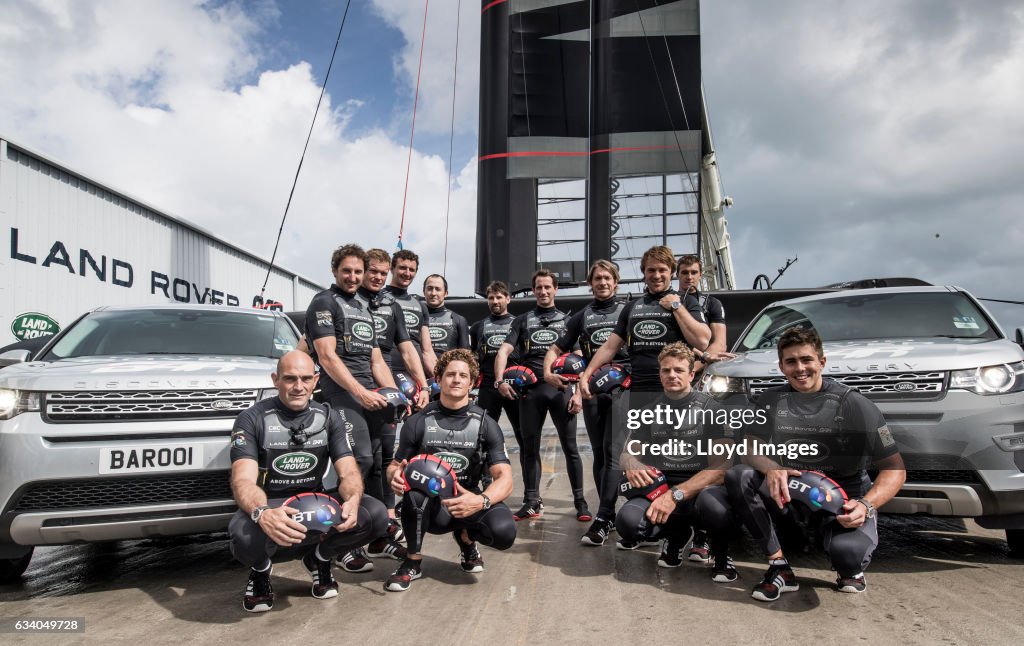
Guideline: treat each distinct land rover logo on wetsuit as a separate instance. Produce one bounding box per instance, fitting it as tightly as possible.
[894,381,917,392]
[531,329,558,345]
[352,322,374,342]
[591,328,612,345]
[486,335,505,349]
[435,451,469,473]
[404,311,419,328]
[633,321,667,340]
[272,452,318,476]
[373,316,387,333]
[429,326,446,341]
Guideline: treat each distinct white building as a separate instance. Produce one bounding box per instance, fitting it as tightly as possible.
[0,137,324,343]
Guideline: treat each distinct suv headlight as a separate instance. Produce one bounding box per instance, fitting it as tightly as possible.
[0,389,41,420]
[950,362,1024,395]
[698,374,745,397]
[258,388,278,401]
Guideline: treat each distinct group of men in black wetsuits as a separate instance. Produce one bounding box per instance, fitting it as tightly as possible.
[228,242,905,612]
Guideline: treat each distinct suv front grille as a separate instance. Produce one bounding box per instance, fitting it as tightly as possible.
[7,471,233,512]
[44,389,258,422]
[749,372,945,400]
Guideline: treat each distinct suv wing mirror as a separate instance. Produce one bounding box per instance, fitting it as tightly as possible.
[0,349,32,368]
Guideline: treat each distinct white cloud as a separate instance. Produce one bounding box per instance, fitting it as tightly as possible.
[0,0,480,299]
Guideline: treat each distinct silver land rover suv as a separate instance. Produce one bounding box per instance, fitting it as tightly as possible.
[699,286,1024,554]
[0,305,299,580]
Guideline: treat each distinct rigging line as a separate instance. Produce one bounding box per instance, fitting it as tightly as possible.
[398,0,431,248]
[518,10,532,136]
[651,0,726,256]
[443,0,462,274]
[632,0,724,257]
[260,0,353,297]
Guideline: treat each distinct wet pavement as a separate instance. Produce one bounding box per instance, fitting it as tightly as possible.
[2,426,1024,645]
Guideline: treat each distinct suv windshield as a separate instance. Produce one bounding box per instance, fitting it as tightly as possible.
[739,291,999,351]
[41,309,299,360]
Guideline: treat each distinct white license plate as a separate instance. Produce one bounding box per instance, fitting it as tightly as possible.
[99,444,204,474]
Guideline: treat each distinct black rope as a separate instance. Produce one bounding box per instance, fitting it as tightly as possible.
[259,0,354,298]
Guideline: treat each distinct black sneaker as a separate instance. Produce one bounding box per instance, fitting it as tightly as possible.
[513,501,543,521]
[687,531,711,563]
[459,544,485,573]
[574,499,593,522]
[836,572,867,593]
[580,518,613,546]
[336,547,373,573]
[712,556,739,583]
[751,562,799,602]
[243,566,274,613]
[367,536,408,560]
[384,559,423,592]
[302,551,339,599]
[657,539,685,568]
[387,518,405,543]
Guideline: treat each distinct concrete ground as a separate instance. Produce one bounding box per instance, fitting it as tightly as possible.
[2,424,1023,645]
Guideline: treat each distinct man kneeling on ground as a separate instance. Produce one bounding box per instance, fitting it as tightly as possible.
[384,349,516,591]
[229,351,388,612]
[616,342,739,579]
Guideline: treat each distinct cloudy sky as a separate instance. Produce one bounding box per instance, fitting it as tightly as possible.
[1,1,1020,325]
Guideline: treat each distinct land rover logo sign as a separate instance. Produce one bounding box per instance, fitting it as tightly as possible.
[211,399,234,410]
[486,335,505,349]
[11,312,59,341]
[430,326,446,341]
[591,328,612,345]
[373,316,387,333]
[531,329,558,345]
[436,451,469,473]
[272,452,318,476]
[352,322,374,342]
[894,381,917,392]
[404,311,419,328]
[633,321,667,340]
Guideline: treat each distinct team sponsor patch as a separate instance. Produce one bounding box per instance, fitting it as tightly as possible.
[404,311,419,327]
[486,335,505,348]
[231,431,247,447]
[429,326,446,340]
[877,425,895,448]
[316,310,332,327]
[530,329,558,345]
[633,320,667,340]
[352,321,374,341]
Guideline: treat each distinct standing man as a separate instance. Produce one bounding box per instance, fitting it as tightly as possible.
[305,244,407,574]
[384,249,439,379]
[616,343,738,576]
[726,327,906,601]
[543,260,629,545]
[470,281,522,459]
[578,245,711,548]
[494,269,587,521]
[676,253,732,561]
[384,349,516,591]
[423,273,470,356]
[228,351,388,612]
[357,248,431,534]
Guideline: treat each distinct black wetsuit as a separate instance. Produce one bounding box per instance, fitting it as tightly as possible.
[505,305,585,505]
[395,402,516,553]
[726,379,900,576]
[228,397,388,568]
[553,297,629,521]
[470,312,521,446]
[384,285,430,377]
[305,286,393,507]
[426,305,470,355]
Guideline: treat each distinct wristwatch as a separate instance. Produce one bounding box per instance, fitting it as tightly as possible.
[671,488,686,504]
[494,380,504,390]
[480,494,492,510]
[855,497,876,518]
[670,300,681,311]
[251,505,270,524]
